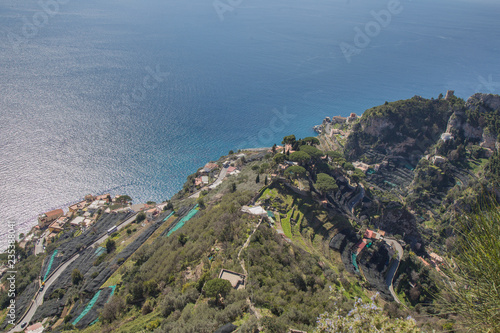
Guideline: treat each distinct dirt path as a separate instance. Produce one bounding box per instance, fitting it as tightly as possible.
[238,218,263,323]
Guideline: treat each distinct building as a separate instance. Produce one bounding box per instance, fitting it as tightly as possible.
[48,220,64,234]
[70,216,85,226]
[194,177,203,186]
[95,194,111,202]
[68,201,88,214]
[347,113,358,123]
[25,322,44,333]
[130,203,148,212]
[219,269,246,289]
[432,155,446,165]
[445,90,455,100]
[201,176,209,184]
[146,208,158,221]
[364,229,381,240]
[354,239,367,254]
[441,133,454,142]
[353,161,370,173]
[38,209,64,228]
[331,115,347,124]
[87,200,107,214]
[241,206,267,216]
[201,162,218,174]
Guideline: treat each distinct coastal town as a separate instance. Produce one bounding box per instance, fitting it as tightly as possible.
[2,91,499,332]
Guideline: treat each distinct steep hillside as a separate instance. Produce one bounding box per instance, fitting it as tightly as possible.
[3,92,500,333]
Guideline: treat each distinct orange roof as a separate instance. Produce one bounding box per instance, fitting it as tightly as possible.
[44,209,64,219]
[418,256,430,266]
[26,322,43,332]
[364,229,375,239]
[227,166,236,172]
[355,240,366,251]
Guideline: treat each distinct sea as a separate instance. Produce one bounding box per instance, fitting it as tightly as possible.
[0,0,499,248]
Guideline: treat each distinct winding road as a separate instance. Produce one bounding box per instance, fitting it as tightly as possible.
[383,238,404,304]
[9,212,137,332]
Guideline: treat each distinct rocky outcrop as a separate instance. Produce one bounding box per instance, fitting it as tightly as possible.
[445,93,500,145]
[466,93,500,112]
[362,117,394,137]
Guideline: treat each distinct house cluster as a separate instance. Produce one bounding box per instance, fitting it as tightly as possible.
[193,161,241,190]
[323,113,358,125]
[36,193,126,241]
[194,162,219,187]
[353,229,387,255]
[418,252,444,272]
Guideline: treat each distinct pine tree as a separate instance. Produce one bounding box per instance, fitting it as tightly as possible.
[264,176,268,185]
[256,174,260,183]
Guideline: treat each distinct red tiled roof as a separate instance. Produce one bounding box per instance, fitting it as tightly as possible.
[364,229,375,239]
[44,209,64,219]
[227,167,236,172]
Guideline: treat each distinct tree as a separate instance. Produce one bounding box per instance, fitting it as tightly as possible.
[204,278,232,305]
[105,238,116,253]
[289,151,310,165]
[343,162,355,171]
[135,212,146,223]
[197,197,205,209]
[273,153,286,164]
[440,201,500,332]
[282,134,296,145]
[284,165,306,179]
[351,168,366,184]
[315,173,338,194]
[230,182,237,193]
[72,269,83,285]
[178,233,188,246]
[100,295,125,323]
[116,195,132,203]
[264,176,268,185]
[255,174,260,183]
[302,137,320,146]
[272,144,276,154]
[299,145,323,160]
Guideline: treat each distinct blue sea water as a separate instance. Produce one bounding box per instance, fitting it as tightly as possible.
[0,0,499,246]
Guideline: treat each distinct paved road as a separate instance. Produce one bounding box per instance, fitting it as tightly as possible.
[10,254,80,332]
[383,238,404,304]
[34,231,48,256]
[9,212,137,332]
[209,165,229,189]
[348,185,365,212]
[93,213,138,246]
[189,165,229,199]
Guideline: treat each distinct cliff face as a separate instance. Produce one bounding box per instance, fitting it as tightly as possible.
[327,93,500,254]
[445,94,500,148]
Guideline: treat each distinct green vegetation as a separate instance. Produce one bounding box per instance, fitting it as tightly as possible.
[440,201,500,332]
[315,173,338,194]
[203,278,232,304]
[316,289,420,332]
